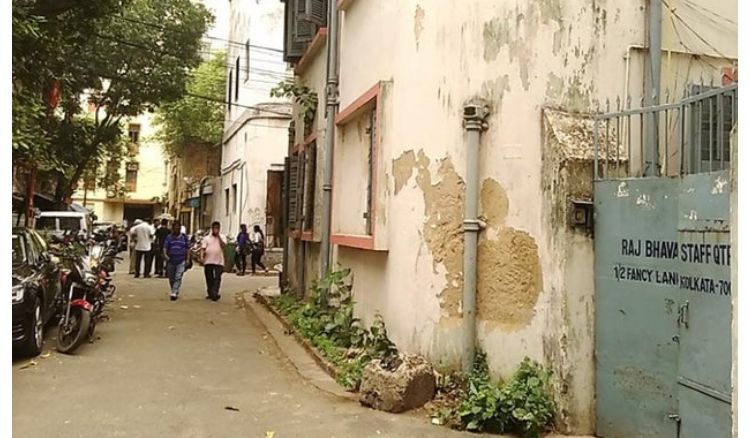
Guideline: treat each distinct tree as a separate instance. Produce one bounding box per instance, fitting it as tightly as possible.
[154,52,227,157]
[12,0,214,206]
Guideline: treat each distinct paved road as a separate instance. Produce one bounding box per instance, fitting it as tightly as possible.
[12,262,470,438]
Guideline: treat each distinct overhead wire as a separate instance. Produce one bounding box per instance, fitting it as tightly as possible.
[679,0,737,26]
[662,0,735,62]
[110,14,284,53]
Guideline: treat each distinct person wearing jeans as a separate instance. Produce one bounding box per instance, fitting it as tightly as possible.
[200,221,226,301]
[163,220,190,301]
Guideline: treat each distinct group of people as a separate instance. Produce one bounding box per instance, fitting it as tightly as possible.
[126,219,268,302]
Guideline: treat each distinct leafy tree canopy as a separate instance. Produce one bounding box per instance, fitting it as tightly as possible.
[12,0,214,204]
[154,52,227,157]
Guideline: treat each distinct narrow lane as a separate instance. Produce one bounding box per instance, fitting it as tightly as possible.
[12,265,470,438]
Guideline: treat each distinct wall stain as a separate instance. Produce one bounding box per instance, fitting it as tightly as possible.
[480,75,511,113]
[414,4,425,51]
[545,72,565,100]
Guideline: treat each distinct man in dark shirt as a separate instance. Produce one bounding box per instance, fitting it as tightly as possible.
[154,218,171,277]
[163,220,190,301]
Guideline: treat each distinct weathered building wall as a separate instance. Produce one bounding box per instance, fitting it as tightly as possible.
[217,0,292,238]
[283,0,737,432]
[327,2,648,432]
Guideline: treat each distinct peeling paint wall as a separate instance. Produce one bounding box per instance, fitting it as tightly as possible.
[283,0,737,433]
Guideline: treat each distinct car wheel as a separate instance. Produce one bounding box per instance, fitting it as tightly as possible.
[22,296,44,357]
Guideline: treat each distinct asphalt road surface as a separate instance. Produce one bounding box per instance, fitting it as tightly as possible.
[12,262,471,438]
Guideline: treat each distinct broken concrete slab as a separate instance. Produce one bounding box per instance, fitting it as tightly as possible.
[359,354,436,413]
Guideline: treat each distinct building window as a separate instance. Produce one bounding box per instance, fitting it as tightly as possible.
[245,40,250,82]
[232,183,238,213]
[224,188,230,216]
[125,162,139,192]
[128,124,140,144]
[302,141,317,231]
[689,85,735,173]
[227,70,233,112]
[331,82,383,250]
[235,56,240,101]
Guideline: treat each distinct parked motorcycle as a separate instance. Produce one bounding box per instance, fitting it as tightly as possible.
[55,255,97,354]
[49,232,116,354]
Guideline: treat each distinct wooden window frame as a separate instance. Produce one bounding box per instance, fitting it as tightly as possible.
[331,82,383,251]
[293,133,318,241]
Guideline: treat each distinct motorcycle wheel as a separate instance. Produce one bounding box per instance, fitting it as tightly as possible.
[56,307,91,354]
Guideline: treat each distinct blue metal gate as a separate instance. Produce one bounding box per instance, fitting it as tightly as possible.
[593,85,736,438]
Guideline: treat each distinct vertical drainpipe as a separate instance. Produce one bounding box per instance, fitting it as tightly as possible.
[319,0,340,279]
[461,98,490,373]
[645,0,662,176]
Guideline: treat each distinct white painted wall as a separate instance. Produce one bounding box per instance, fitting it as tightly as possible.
[214,0,292,238]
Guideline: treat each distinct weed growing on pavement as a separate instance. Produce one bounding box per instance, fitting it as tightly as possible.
[271,268,399,390]
[447,351,557,437]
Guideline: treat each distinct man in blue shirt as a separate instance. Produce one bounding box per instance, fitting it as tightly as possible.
[163,220,191,301]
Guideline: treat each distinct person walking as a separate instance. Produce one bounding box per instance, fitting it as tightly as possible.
[131,218,155,278]
[200,221,226,301]
[163,220,191,301]
[250,225,268,275]
[154,219,170,277]
[236,224,250,276]
[128,219,141,274]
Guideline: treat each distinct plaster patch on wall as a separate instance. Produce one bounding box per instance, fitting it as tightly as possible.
[480,178,509,227]
[477,229,543,331]
[414,5,425,50]
[477,178,543,331]
[411,150,466,319]
[392,150,417,195]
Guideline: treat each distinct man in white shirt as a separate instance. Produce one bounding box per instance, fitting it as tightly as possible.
[130,218,155,278]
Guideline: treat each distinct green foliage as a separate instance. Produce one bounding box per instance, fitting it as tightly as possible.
[270,268,399,390]
[12,0,213,203]
[454,352,557,437]
[270,79,318,128]
[154,52,227,156]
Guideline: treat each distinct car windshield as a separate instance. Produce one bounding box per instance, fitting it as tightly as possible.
[35,217,57,230]
[59,217,82,231]
[12,235,26,265]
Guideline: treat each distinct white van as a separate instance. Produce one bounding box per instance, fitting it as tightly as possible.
[35,211,93,238]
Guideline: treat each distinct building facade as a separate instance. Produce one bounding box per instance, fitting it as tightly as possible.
[72,112,168,224]
[166,142,222,233]
[214,0,292,247]
[281,0,738,434]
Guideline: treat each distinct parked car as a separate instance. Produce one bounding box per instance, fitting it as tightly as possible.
[35,211,93,240]
[12,227,63,357]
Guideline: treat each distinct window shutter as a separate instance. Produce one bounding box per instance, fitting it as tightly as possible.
[294,0,316,43]
[304,0,327,26]
[303,143,317,230]
[283,0,310,61]
[288,153,299,228]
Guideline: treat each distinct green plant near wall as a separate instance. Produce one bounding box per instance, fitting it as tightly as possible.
[270,79,318,128]
[270,267,400,390]
[454,351,557,437]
